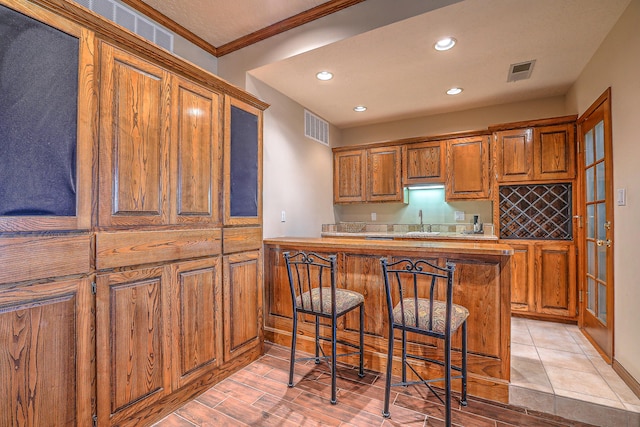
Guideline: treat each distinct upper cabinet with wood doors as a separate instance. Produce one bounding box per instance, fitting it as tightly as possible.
[493,116,576,183]
[445,135,491,200]
[333,145,405,203]
[224,95,263,226]
[403,141,445,185]
[99,42,221,228]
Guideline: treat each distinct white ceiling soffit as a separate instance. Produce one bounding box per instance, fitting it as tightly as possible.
[248,0,631,128]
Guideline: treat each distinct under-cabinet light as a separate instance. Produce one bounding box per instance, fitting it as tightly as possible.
[406,184,445,190]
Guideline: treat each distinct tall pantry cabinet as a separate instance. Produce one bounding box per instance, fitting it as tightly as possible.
[0,1,267,426]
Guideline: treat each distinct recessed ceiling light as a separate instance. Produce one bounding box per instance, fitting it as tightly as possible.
[434,37,456,51]
[316,71,333,81]
[353,106,367,112]
[446,87,463,95]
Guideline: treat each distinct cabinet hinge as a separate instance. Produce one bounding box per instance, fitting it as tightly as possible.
[579,289,583,303]
[91,282,97,295]
[92,414,98,427]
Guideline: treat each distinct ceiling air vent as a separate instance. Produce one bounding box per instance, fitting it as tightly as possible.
[507,60,536,82]
[304,109,329,146]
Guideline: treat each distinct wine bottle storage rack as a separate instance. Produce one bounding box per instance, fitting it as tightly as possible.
[499,183,572,240]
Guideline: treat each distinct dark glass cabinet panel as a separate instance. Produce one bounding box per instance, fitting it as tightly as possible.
[229,105,259,217]
[0,5,79,216]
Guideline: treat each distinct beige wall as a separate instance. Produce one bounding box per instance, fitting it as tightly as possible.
[245,76,338,238]
[566,0,640,383]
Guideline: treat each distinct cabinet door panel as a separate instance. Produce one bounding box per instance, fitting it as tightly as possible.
[170,258,222,388]
[223,251,263,361]
[99,43,170,227]
[508,243,534,312]
[403,141,444,184]
[367,146,403,202]
[534,124,576,180]
[171,77,221,225]
[96,267,171,425]
[495,129,533,182]
[224,96,262,225]
[535,242,576,317]
[333,149,366,203]
[0,277,92,427]
[445,136,490,200]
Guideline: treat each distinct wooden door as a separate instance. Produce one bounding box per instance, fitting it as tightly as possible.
[578,89,614,361]
[333,149,366,203]
[223,96,263,226]
[223,251,263,362]
[495,128,533,182]
[98,42,170,227]
[534,123,576,180]
[170,76,221,225]
[0,277,92,427]
[170,258,222,388]
[403,141,444,185]
[367,146,403,202]
[508,242,535,313]
[96,266,171,426]
[445,135,490,200]
[535,242,577,318]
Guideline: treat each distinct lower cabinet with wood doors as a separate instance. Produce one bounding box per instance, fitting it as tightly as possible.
[505,239,577,320]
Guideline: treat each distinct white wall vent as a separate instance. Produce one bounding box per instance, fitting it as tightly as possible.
[73,0,174,52]
[507,59,536,82]
[304,109,329,146]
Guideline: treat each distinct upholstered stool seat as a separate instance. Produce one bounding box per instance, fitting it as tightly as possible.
[392,298,469,333]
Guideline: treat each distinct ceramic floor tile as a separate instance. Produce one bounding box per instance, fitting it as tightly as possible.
[530,330,584,354]
[511,325,534,346]
[553,387,626,409]
[509,385,555,414]
[555,396,633,427]
[545,365,619,401]
[510,357,553,392]
[511,342,539,361]
[536,347,597,373]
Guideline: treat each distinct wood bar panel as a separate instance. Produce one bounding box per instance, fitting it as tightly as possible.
[223,226,262,253]
[263,237,513,402]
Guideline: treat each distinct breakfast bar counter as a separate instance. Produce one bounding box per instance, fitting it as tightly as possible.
[263,237,514,403]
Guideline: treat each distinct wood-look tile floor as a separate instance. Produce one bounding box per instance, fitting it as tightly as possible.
[153,343,597,427]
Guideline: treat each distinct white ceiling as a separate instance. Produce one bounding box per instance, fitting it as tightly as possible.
[141,0,631,128]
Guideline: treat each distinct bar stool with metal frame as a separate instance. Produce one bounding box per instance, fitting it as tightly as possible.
[283,251,365,404]
[380,257,469,425]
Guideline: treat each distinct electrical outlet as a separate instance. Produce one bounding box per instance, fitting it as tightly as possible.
[371,212,377,221]
[454,211,465,221]
[281,211,286,222]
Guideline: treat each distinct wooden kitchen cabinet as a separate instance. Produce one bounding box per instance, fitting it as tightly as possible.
[98,43,171,227]
[0,276,93,427]
[403,140,445,185]
[367,145,404,202]
[333,145,404,203]
[170,76,222,225]
[100,43,223,228]
[223,250,263,362]
[333,148,367,203]
[493,118,576,183]
[224,95,263,226]
[169,257,223,389]
[96,266,172,426]
[504,240,577,320]
[445,135,491,200]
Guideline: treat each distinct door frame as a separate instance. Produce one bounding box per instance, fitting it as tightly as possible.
[576,87,614,362]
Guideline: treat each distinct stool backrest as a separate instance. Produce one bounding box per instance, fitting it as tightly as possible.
[380,258,456,336]
[283,251,336,315]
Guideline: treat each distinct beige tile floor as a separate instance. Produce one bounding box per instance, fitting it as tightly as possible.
[510,317,640,427]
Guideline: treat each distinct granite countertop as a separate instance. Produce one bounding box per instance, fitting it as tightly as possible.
[320,230,498,241]
[264,236,512,256]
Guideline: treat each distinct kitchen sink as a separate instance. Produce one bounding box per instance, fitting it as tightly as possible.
[405,231,440,236]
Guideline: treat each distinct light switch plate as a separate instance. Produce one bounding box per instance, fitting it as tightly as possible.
[617,188,626,206]
[454,211,465,221]
[371,212,377,221]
